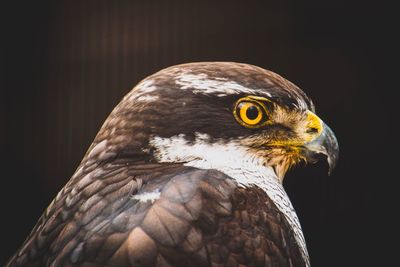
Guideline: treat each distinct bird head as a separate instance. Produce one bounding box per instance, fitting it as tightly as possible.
[91,62,338,183]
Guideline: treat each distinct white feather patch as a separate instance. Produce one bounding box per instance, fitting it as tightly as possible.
[135,95,159,102]
[175,72,272,97]
[135,79,157,93]
[131,190,161,203]
[122,79,159,104]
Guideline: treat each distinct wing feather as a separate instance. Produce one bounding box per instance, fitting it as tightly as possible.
[7,163,306,267]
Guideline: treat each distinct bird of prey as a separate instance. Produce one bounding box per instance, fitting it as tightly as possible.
[6,62,338,267]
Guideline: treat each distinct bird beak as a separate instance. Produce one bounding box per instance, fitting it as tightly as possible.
[303,120,339,175]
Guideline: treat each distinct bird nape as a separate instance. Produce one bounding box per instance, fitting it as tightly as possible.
[6,62,339,267]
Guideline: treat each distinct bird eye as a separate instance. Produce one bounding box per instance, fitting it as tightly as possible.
[238,102,262,125]
[234,98,270,128]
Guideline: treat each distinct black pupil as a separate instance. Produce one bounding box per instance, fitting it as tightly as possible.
[246,105,259,120]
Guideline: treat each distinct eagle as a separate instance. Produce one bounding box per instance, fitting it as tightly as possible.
[6,62,338,267]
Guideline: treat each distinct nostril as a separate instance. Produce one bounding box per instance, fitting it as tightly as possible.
[306,127,319,134]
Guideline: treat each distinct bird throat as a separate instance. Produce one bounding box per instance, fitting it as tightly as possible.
[149,133,310,265]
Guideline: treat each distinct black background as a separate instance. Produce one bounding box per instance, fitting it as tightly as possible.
[0,1,395,266]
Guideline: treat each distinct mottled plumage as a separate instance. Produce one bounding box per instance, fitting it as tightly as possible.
[7,62,338,267]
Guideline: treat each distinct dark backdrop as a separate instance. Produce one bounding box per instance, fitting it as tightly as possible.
[0,1,395,266]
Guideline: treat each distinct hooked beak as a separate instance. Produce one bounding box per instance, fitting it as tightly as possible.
[303,121,339,175]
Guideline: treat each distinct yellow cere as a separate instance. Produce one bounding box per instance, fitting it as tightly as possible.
[264,111,323,149]
[305,111,323,140]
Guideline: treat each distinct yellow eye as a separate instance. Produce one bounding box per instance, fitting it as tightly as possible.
[233,96,271,128]
[238,102,263,125]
